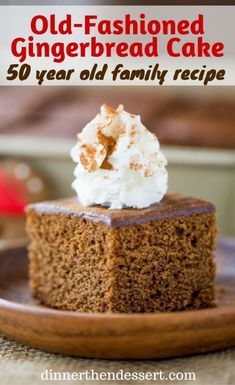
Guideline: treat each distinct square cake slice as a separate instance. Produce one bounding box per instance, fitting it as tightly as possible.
[26,192,217,313]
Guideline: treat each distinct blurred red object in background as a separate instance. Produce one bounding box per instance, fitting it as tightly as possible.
[0,166,27,217]
[0,158,50,244]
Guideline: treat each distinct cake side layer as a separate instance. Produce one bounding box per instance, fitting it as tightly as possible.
[27,210,116,312]
[26,208,217,313]
[26,192,215,228]
[109,212,217,312]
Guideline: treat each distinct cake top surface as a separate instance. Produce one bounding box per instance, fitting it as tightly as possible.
[26,193,215,227]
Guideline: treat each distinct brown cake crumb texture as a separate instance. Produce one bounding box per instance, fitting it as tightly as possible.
[26,193,217,313]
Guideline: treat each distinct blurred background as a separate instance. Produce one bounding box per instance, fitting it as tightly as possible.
[0,86,235,249]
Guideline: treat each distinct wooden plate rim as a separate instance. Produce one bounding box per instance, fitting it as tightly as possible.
[0,297,235,322]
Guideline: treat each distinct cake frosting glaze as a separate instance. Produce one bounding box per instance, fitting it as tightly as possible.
[71,104,168,209]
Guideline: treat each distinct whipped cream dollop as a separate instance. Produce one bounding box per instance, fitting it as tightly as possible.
[71,104,168,209]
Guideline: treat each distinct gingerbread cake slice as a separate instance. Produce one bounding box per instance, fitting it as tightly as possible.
[26,192,216,313]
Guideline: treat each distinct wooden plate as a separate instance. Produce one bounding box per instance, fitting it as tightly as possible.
[0,237,235,360]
